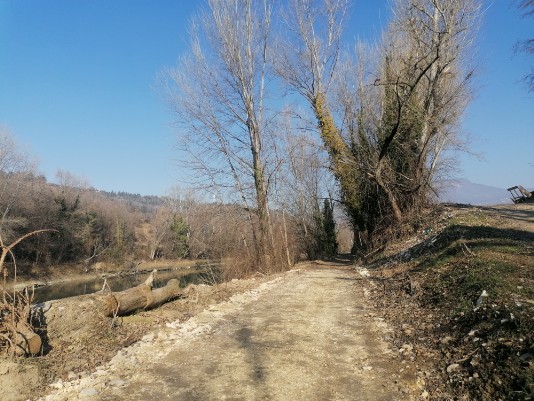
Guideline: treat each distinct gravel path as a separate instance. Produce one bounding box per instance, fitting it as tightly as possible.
[39,268,417,401]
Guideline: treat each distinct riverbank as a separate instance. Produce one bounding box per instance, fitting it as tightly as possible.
[5,259,200,293]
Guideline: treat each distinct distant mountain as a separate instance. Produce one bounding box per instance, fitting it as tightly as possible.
[437,178,513,205]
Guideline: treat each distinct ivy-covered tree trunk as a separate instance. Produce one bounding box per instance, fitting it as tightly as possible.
[312,93,364,252]
[321,198,338,257]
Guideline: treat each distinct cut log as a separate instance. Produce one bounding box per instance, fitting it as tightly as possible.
[109,278,182,317]
[46,269,182,318]
[43,270,183,318]
[14,322,42,356]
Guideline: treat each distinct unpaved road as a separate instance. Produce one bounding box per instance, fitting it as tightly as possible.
[39,267,418,401]
[490,203,534,232]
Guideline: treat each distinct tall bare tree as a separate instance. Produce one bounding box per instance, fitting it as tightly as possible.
[165,0,276,265]
[275,0,365,244]
[271,112,337,259]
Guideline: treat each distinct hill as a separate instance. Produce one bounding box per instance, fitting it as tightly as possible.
[438,178,513,205]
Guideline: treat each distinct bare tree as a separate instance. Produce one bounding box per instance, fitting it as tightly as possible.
[0,129,37,242]
[55,168,90,190]
[271,112,336,259]
[165,0,276,265]
[0,129,35,176]
[275,0,365,246]
[517,0,534,91]
[146,207,173,260]
[365,0,481,222]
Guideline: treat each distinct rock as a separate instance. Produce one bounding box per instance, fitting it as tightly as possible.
[446,363,461,373]
[441,336,453,345]
[474,290,488,310]
[400,343,413,353]
[79,388,98,397]
[109,379,127,387]
[50,378,63,389]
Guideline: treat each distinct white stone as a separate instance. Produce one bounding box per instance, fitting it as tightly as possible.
[109,379,127,387]
[79,388,98,397]
[50,378,63,389]
[446,363,460,373]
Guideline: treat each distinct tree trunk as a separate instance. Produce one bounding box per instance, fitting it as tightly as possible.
[374,160,403,223]
[44,270,182,319]
[35,271,182,362]
[13,322,41,356]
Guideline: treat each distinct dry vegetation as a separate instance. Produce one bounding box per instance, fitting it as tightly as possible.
[0,204,532,401]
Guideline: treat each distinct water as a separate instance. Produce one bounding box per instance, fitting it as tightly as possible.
[29,267,218,304]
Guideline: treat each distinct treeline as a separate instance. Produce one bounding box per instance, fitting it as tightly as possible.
[1,172,143,268]
[0,130,339,276]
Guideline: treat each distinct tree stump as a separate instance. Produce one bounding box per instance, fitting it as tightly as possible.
[13,322,42,356]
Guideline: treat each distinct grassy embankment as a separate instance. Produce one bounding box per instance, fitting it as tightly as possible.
[367,204,533,399]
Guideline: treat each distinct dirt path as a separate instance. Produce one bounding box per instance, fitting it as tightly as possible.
[39,268,418,401]
[489,203,534,233]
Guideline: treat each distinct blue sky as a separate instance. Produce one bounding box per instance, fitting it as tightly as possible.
[0,0,532,195]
